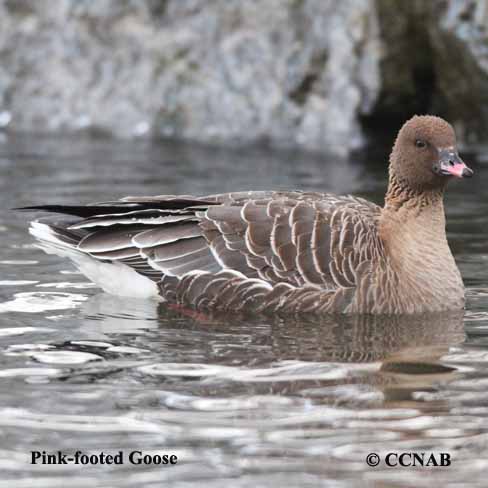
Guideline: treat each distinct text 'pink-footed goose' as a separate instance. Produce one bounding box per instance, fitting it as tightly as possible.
[20,115,473,314]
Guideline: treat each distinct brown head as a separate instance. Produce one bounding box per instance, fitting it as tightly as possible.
[389,115,473,193]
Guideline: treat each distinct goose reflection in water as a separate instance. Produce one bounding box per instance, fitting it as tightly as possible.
[78,294,465,406]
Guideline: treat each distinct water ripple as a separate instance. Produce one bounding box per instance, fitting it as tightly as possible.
[138,361,375,383]
[0,280,38,286]
[0,327,54,337]
[35,282,95,290]
[0,368,62,379]
[31,351,103,365]
[0,408,171,434]
[0,292,88,313]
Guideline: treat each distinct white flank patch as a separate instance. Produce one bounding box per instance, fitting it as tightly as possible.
[29,222,159,299]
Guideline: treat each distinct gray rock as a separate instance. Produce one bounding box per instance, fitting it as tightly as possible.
[0,0,381,155]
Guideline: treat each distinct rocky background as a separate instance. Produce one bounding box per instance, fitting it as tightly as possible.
[0,0,487,155]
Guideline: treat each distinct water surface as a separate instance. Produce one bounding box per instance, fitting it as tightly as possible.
[1,133,487,487]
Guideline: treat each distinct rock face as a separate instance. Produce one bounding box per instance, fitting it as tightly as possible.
[368,0,436,126]
[0,0,380,155]
[370,0,488,145]
[2,0,488,153]
[427,0,488,144]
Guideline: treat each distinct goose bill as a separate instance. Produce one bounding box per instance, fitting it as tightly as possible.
[436,148,473,178]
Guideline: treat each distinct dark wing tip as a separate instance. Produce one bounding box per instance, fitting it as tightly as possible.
[13,199,220,217]
[12,205,83,214]
[13,206,44,211]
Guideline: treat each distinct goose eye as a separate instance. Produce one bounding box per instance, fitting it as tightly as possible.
[415,139,427,149]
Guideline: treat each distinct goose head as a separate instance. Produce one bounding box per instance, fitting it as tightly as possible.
[389,115,473,193]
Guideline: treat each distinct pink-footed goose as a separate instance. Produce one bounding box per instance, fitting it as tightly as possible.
[21,115,473,314]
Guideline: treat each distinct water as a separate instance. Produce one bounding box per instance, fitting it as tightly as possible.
[1,132,488,487]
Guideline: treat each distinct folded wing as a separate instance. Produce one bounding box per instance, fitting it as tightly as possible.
[24,191,383,306]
